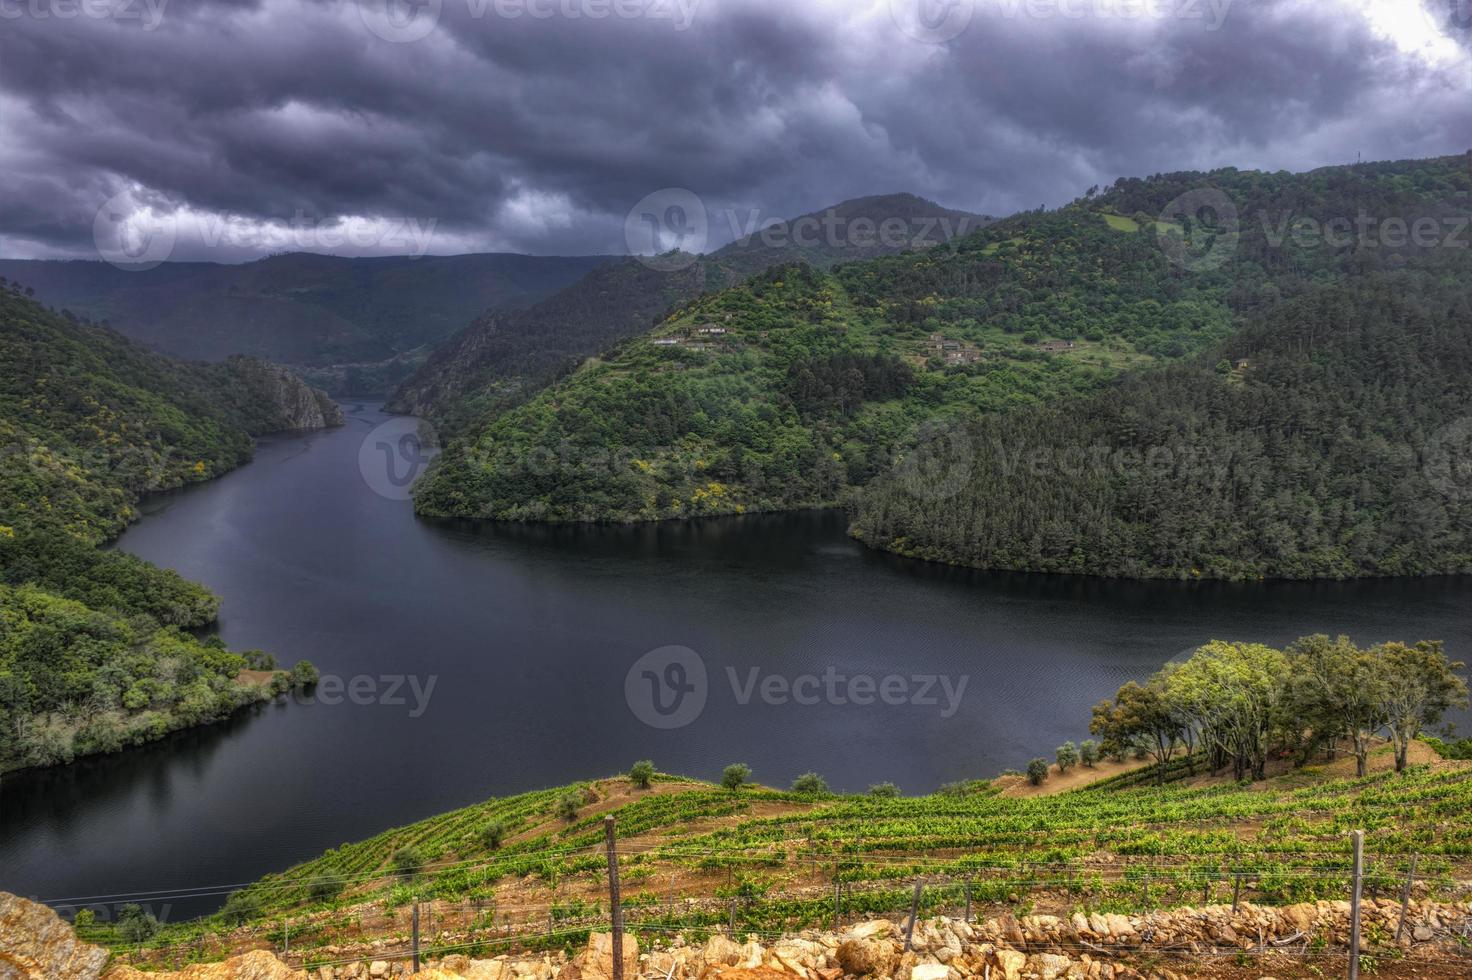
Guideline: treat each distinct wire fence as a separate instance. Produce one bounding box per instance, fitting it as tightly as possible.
[86,828,1472,976]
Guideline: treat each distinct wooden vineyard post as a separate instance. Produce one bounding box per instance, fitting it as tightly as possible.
[1349,830,1364,980]
[1231,873,1242,911]
[1395,855,1419,943]
[833,866,841,932]
[412,900,420,972]
[903,881,923,952]
[605,816,624,980]
[964,878,972,923]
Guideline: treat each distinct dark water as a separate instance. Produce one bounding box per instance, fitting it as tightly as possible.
[4,401,1471,917]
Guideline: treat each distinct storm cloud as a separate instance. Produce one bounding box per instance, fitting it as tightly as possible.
[0,0,1468,262]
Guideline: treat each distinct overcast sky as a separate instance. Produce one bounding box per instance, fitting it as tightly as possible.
[0,0,1468,263]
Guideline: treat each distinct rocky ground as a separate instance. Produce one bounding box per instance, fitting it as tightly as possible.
[7,890,1472,980]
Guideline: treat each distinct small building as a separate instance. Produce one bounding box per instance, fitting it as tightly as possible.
[696,324,727,335]
[1039,340,1076,353]
[652,338,680,346]
[1234,357,1251,369]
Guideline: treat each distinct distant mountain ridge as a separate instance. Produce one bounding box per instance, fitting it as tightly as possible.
[387,193,991,429]
[0,251,610,394]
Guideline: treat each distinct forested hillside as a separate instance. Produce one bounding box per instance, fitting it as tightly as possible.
[0,284,327,772]
[387,195,989,432]
[414,155,1472,581]
[0,252,608,393]
[853,272,1472,579]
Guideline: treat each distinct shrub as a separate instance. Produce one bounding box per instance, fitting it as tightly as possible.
[481,819,509,850]
[117,904,159,942]
[721,763,751,790]
[629,760,656,789]
[1026,758,1050,786]
[309,877,344,903]
[868,781,900,798]
[790,772,828,795]
[1080,739,1100,768]
[220,890,259,926]
[557,789,583,821]
[1056,741,1079,773]
[391,847,424,879]
[289,660,319,688]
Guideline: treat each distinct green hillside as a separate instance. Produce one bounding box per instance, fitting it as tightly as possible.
[386,195,990,432]
[0,284,328,772]
[411,155,1472,580]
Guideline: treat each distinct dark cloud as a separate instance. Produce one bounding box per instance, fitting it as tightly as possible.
[0,0,1467,262]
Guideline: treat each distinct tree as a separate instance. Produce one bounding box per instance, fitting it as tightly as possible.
[289,660,319,688]
[629,760,656,789]
[791,772,828,795]
[220,890,259,926]
[1091,680,1182,785]
[721,763,751,790]
[1284,635,1386,776]
[868,781,899,798]
[1377,641,1469,772]
[556,789,583,821]
[1055,741,1079,774]
[1079,739,1100,768]
[1026,758,1049,786]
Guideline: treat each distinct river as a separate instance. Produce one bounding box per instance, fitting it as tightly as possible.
[4,400,1471,917]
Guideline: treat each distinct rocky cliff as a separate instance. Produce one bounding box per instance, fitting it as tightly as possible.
[218,356,346,433]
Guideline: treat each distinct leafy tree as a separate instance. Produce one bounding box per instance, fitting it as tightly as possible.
[1378,641,1469,772]
[1026,758,1049,786]
[1079,739,1100,768]
[791,772,828,795]
[219,890,259,926]
[1283,635,1386,776]
[1055,741,1079,773]
[629,760,656,789]
[1091,680,1183,785]
[721,763,752,791]
[868,781,900,798]
[556,789,583,821]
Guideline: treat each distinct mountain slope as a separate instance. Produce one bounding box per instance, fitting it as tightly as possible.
[411,154,1472,581]
[386,194,990,429]
[0,251,609,393]
[0,283,331,771]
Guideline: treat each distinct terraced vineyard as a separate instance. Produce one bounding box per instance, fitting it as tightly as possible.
[84,753,1472,972]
